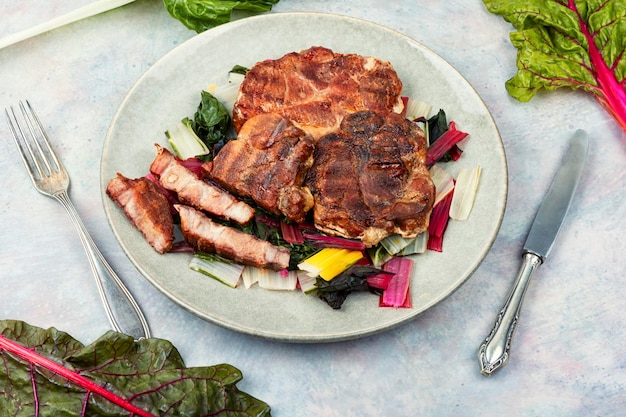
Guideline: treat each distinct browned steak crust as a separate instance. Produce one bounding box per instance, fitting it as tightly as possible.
[305,111,435,247]
[176,204,290,271]
[207,113,315,223]
[106,173,174,254]
[233,46,403,140]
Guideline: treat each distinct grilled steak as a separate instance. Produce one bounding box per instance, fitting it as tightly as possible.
[232,46,404,140]
[149,145,255,225]
[106,173,174,254]
[305,110,435,247]
[207,113,315,223]
[176,204,290,271]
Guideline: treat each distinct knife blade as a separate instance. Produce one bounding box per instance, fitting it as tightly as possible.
[478,129,588,376]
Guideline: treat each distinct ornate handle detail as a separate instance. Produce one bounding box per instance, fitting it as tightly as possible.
[478,252,542,376]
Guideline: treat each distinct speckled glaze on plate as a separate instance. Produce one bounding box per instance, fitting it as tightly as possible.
[101,12,507,342]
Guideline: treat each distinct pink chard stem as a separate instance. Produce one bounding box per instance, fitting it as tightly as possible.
[570,0,626,132]
[0,335,156,417]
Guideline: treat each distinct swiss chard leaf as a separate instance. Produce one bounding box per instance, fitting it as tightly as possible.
[0,320,271,417]
[193,90,232,148]
[164,0,281,33]
[482,0,626,133]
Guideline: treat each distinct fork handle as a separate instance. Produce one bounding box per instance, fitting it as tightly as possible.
[54,190,151,340]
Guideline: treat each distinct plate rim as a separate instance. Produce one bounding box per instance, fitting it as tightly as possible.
[101,11,508,342]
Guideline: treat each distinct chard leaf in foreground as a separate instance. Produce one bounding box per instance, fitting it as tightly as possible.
[0,320,271,417]
[482,0,626,133]
[164,0,280,33]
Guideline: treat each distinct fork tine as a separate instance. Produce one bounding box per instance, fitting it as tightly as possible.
[22,100,65,174]
[5,104,43,181]
[5,100,63,181]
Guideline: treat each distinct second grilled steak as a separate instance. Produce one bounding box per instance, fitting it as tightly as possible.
[305,111,435,247]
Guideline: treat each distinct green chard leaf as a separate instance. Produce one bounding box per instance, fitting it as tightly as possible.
[0,320,271,417]
[164,0,281,33]
[483,0,626,133]
[194,90,232,147]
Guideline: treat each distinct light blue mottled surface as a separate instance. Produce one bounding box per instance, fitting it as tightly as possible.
[1,1,625,416]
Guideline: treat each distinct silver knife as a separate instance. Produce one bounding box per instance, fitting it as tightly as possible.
[478,129,589,376]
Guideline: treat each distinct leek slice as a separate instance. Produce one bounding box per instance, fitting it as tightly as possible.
[165,118,210,160]
[189,253,243,288]
[450,165,481,220]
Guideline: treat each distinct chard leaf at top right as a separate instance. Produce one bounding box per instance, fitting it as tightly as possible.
[482,0,626,133]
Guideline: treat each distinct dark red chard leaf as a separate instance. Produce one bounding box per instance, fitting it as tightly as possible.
[0,320,271,417]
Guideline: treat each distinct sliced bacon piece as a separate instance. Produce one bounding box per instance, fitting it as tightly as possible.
[149,145,254,225]
[106,173,174,254]
[176,205,290,271]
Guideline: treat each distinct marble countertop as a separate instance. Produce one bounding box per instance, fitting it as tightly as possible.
[1,1,624,415]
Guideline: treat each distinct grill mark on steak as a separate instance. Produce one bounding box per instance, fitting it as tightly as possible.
[233,46,404,140]
[207,113,315,223]
[176,204,290,271]
[306,110,435,247]
[106,173,174,254]
[149,145,255,225]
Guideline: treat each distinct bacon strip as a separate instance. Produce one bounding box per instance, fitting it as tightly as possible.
[176,204,290,271]
[106,173,174,254]
[149,145,254,225]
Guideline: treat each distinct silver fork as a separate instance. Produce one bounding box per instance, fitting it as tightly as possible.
[5,100,150,340]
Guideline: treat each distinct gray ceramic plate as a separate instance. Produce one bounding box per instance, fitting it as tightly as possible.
[101,12,507,342]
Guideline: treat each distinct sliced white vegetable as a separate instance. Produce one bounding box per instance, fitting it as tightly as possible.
[367,245,393,268]
[380,234,412,255]
[189,256,243,288]
[227,71,246,84]
[252,268,297,291]
[398,232,428,255]
[297,271,318,294]
[404,98,432,121]
[210,83,241,113]
[208,75,244,113]
[450,165,482,220]
[165,119,209,160]
[429,164,455,205]
[241,266,260,289]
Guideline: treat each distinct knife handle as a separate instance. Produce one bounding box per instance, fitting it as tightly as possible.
[478,252,542,376]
